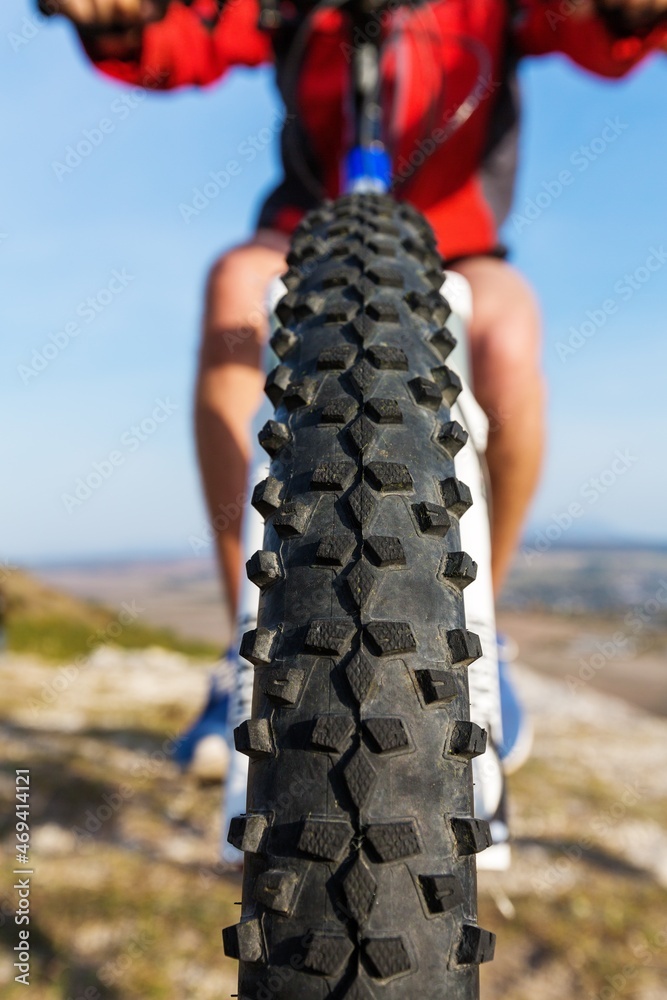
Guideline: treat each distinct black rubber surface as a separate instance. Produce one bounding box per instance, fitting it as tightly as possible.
[223,194,495,999]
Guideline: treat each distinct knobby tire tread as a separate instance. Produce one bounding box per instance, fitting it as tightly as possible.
[223,194,495,1000]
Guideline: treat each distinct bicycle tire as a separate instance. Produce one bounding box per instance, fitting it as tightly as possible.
[223,193,495,1000]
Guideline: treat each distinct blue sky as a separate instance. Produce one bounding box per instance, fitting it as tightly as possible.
[2,0,666,565]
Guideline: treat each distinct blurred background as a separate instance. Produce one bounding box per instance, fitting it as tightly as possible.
[1,0,666,996]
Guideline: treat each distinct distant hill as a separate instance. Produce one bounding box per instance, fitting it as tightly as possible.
[34,555,227,647]
[1,567,218,661]
[501,545,667,616]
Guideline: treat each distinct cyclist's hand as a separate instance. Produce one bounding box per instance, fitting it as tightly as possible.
[595,0,667,30]
[49,0,166,29]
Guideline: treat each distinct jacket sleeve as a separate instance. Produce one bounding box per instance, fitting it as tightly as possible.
[78,0,272,89]
[514,0,667,77]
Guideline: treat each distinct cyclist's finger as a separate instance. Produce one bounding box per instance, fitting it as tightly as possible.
[58,0,98,25]
[567,0,596,20]
[107,0,148,24]
[140,0,167,21]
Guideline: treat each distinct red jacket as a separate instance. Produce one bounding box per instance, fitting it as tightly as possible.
[81,0,666,258]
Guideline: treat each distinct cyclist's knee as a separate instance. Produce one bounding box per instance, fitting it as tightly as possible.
[456,258,541,372]
[201,238,287,371]
[207,232,288,309]
[451,257,545,421]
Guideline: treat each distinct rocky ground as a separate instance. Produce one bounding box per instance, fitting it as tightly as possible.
[1,640,666,1000]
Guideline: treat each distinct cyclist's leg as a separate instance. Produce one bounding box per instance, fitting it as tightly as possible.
[195,229,289,621]
[450,256,545,595]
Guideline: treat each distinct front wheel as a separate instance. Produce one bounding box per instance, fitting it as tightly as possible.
[224,193,495,999]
